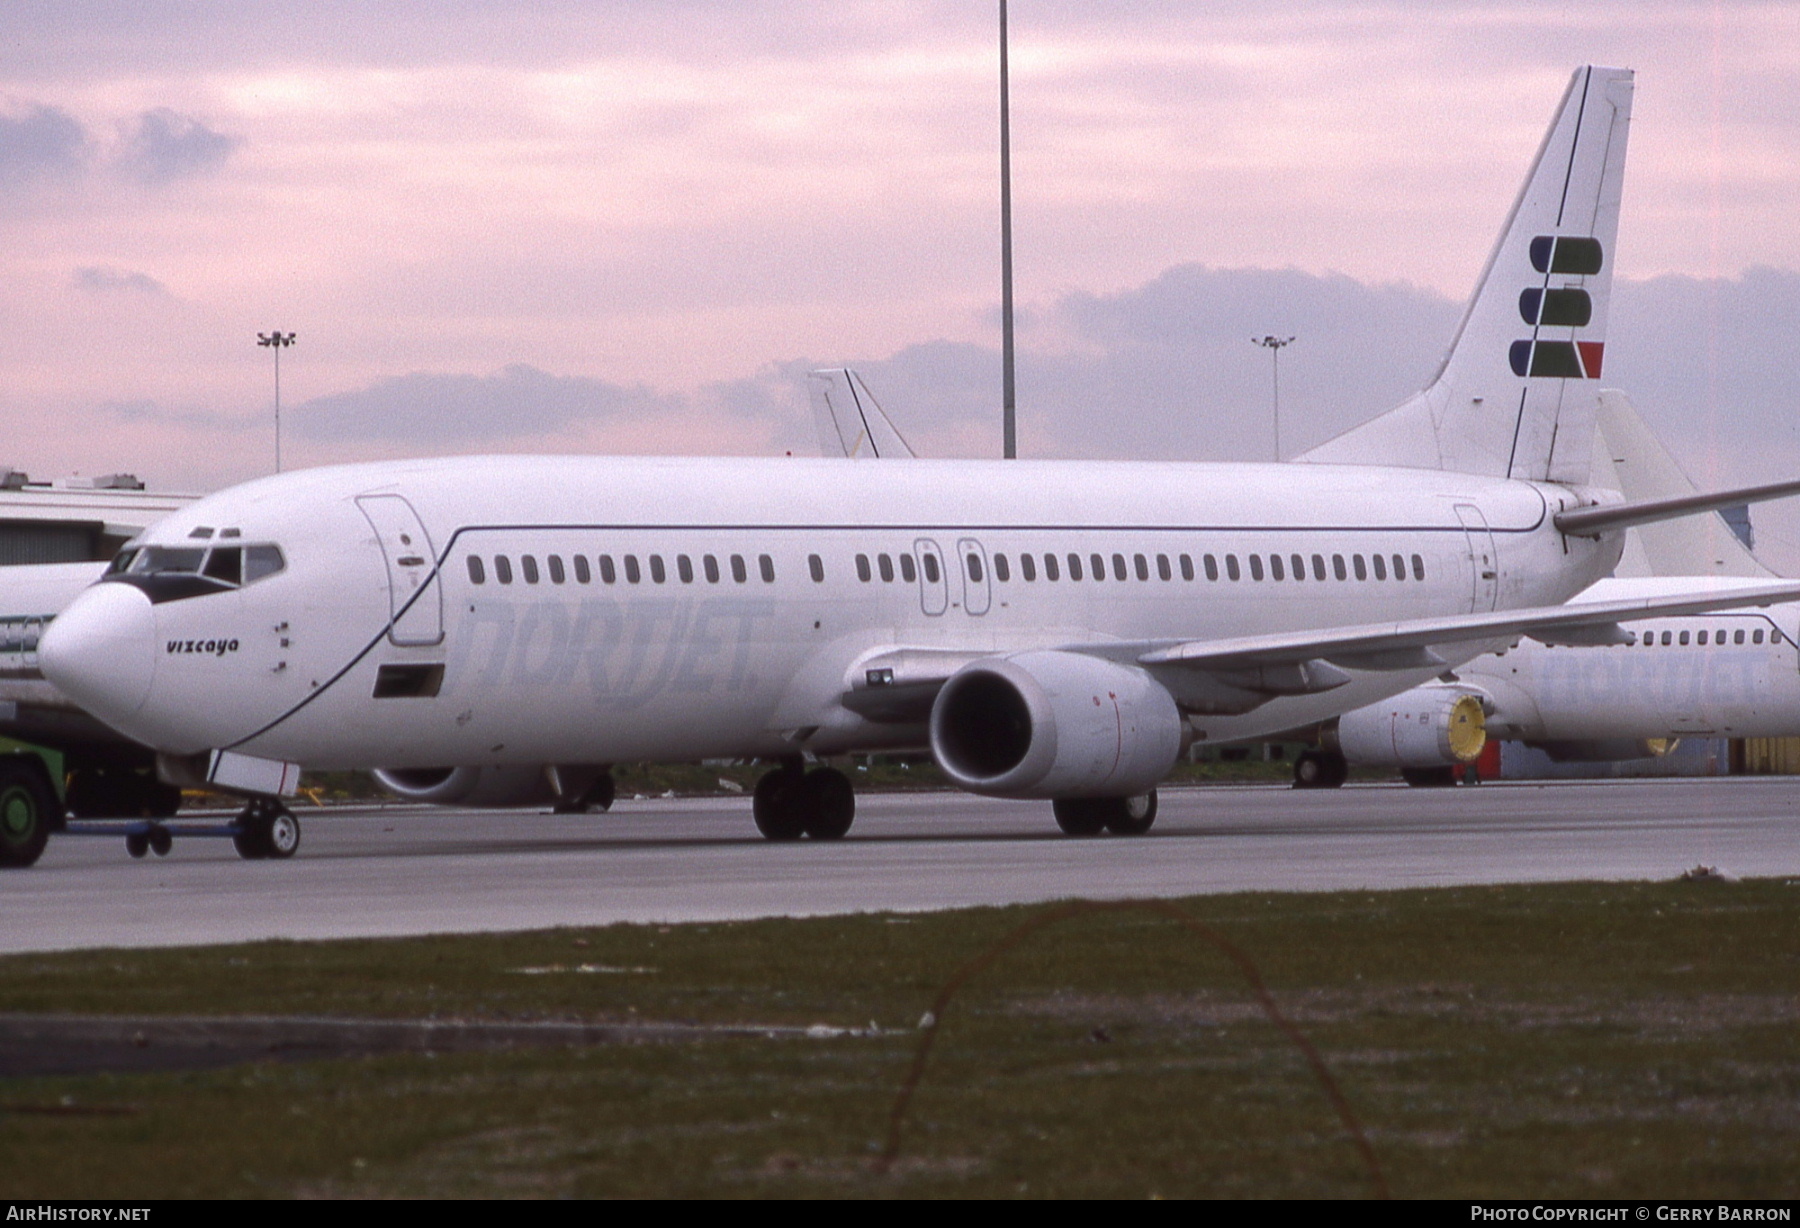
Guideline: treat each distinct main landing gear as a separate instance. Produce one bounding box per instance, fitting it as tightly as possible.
[752,760,855,841]
[1052,791,1158,837]
[1292,749,1349,789]
[232,797,301,860]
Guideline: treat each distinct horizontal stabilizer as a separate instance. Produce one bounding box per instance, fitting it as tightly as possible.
[1555,477,1800,537]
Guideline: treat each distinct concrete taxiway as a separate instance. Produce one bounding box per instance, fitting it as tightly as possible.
[7,778,1799,955]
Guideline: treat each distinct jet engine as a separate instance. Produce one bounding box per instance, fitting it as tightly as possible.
[1332,687,1488,768]
[372,765,557,808]
[929,650,1184,798]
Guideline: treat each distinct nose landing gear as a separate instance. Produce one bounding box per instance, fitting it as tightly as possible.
[232,797,301,860]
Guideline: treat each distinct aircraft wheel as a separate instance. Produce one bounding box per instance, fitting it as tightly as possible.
[1401,766,1459,788]
[1293,750,1347,790]
[798,768,855,840]
[1101,791,1158,836]
[234,799,301,860]
[148,825,172,857]
[126,831,149,859]
[0,758,56,868]
[752,765,806,842]
[1052,798,1106,837]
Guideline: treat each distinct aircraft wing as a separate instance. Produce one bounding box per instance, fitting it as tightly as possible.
[1136,580,1800,672]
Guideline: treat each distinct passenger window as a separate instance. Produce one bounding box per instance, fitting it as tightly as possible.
[993,554,1010,582]
[1392,553,1406,581]
[967,553,984,583]
[1661,631,1672,646]
[1204,554,1219,582]
[1067,554,1083,581]
[807,554,823,583]
[759,554,776,583]
[1133,553,1148,581]
[1411,554,1425,581]
[1372,554,1387,581]
[1679,630,1689,645]
[1754,629,1765,644]
[1353,555,1367,581]
[878,554,895,582]
[548,555,565,584]
[1716,628,1727,644]
[1248,555,1263,581]
[856,554,872,582]
[731,554,748,583]
[1043,553,1059,581]
[1091,553,1106,581]
[522,555,540,584]
[467,556,486,585]
[1291,553,1305,582]
[203,548,242,585]
[1333,554,1347,581]
[1313,554,1327,581]
[1226,554,1241,582]
[574,556,591,584]
[1156,554,1171,581]
[1735,629,1746,645]
[1020,553,1036,582]
[703,555,720,583]
[923,553,940,584]
[1697,629,1708,645]
[496,555,514,584]
[1179,554,1194,582]
[650,555,667,584]
[625,555,641,584]
[1113,553,1127,581]
[1270,554,1285,581]
[681,555,696,583]
[599,555,617,584]
[900,554,917,583]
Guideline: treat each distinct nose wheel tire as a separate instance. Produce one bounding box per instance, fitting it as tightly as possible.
[233,799,301,860]
[1053,792,1158,837]
[0,758,56,868]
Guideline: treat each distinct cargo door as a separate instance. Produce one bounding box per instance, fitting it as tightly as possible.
[1454,504,1500,613]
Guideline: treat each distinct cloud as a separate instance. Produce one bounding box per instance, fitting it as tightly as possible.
[100,400,258,433]
[293,363,687,445]
[71,266,166,295]
[113,109,238,184]
[0,103,88,186]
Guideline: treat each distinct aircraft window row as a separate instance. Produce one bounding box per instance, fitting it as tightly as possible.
[1635,627,1773,647]
[467,552,777,587]
[107,543,286,587]
[842,549,1426,586]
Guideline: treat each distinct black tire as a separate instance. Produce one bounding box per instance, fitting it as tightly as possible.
[0,758,56,868]
[125,830,149,859]
[752,767,806,841]
[1102,791,1158,836]
[798,768,855,840]
[148,825,172,857]
[1052,798,1106,836]
[1401,766,1460,788]
[1293,750,1348,790]
[234,800,301,860]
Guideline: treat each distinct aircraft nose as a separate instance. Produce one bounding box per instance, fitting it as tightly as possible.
[39,582,157,723]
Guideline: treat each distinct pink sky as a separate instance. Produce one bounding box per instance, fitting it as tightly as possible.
[3,2,1798,493]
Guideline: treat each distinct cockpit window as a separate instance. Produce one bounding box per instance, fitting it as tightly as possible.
[244,545,285,583]
[103,541,286,602]
[128,547,207,574]
[203,547,243,585]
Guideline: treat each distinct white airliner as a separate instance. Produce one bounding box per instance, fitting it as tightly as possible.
[1295,391,1800,786]
[32,65,1800,863]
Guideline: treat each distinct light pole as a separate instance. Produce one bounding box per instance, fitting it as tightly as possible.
[999,0,1016,459]
[258,331,296,473]
[1253,335,1294,461]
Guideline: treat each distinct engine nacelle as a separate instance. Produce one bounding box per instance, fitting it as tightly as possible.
[372,765,557,808]
[929,650,1183,798]
[1334,687,1487,769]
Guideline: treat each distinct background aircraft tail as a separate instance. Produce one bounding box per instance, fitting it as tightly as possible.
[808,367,917,459]
[1301,65,1633,482]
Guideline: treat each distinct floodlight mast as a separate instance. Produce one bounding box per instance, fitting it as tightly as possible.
[1253,334,1295,461]
[1000,0,1016,459]
[257,331,297,473]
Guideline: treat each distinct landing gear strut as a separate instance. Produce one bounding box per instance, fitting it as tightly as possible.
[1292,749,1349,789]
[1052,791,1158,837]
[232,797,300,860]
[753,762,855,841]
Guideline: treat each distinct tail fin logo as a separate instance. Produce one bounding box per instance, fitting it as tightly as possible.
[1510,234,1605,379]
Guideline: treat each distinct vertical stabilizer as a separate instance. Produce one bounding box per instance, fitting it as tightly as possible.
[1301,66,1633,481]
[807,368,918,459]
